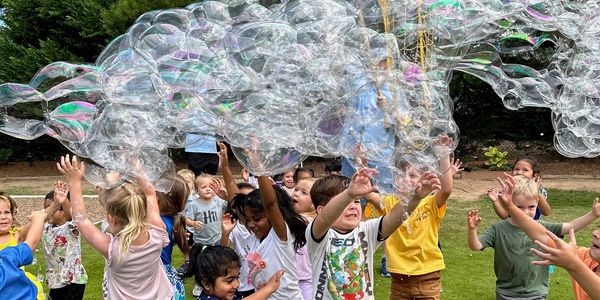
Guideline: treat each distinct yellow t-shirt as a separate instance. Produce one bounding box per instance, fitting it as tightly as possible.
[0,227,46,300]
[382,194,446,275]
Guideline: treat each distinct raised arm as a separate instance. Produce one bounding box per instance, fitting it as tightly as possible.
[561,198,600,235]
[488,188,509,219]
[536,178,552,217]
[258,176,287,241]
[433,136,462,208]
[467,209,484,251]
[380,193,419,238]
[18,182,69,242]
[136,177,165,231]
[217,142,240,201]
[220,213,236,247]
[23,210,47,250]
[312,168,378,240]
[57,154,110,257]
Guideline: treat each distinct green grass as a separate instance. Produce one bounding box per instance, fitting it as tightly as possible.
[25,189,599,299]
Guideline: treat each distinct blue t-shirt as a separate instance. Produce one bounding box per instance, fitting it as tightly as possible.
[160,215,175,266]
[0,243,38,299]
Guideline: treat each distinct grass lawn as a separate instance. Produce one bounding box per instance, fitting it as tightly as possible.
[26,189,598,299]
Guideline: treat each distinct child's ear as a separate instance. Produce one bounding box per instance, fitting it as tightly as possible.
[316,205,324,215]
[201,279,212,291]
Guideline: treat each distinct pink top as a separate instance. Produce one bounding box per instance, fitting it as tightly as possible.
[295,245,312,280]
[106,225,173,300]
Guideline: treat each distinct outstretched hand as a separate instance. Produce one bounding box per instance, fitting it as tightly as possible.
[497,173,516,209]
[222,213,237,234]
[210,178,228,200]
[531,229,579,270]
[467,209,482,229]
[347,168,378,199]
[217,141,229,170]
[433,135,454,156]
[487,188,499,202]
[591,197,600,218]
[414,171,441,198]
[53,181,69,205]
[57,154,85,183]
[449,158,463,177]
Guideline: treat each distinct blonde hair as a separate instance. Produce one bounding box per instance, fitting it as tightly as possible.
[194,174,213,191]
[0,193,19,227]
[100,183,148,260]
[512,175,538,200]
[177,169,196,192]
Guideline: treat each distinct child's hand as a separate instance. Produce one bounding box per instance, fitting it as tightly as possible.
[449,158,463,177]
[217,141,229,170]
[193,221,204,230]
[433,135,454,156]
[497,173,516,209]
[591,197,600,218]
[534,175,543,190]
[347,168,378,199]
[28,210,48,223]
[467,209,482,229]
[57,154,85,183]
[136,177,156,197]
[414,171,441,198]
[376,95,389,112]
[222,213,237,234]
[242,169,250,182]
[53,181,69,205]
[487,188,499,202]
[531,229,579,270]
[259,269,285,294]
[210,178,228,200]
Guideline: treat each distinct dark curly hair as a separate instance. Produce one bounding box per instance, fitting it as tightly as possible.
[184,245,241,290]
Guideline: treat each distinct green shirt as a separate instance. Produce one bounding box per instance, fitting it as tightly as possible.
[478,219,563,297]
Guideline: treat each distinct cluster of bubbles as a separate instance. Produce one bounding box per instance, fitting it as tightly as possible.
[0,0,599,192]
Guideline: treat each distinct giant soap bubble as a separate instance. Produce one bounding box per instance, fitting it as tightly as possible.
[0,0,599,192]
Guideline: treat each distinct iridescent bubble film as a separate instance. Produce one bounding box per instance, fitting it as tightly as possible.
[1,0,599,192]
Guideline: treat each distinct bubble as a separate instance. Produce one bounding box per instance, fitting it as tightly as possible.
[1,0,599,192]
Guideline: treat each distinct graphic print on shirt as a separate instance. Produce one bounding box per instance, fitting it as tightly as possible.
[317,233,371,300]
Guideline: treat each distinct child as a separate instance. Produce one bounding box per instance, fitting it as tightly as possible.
[488,158,551,220]
[468,174,600,299]
[57,154,173,299]
[291,177,317,300]
[0,210,47,298]
[42,182,88,299]
[188,245,284,300]
[184,175,228,248]
[293,167,315,184]
[531,229,600,300]
[0,193,46,300]
[157,175,190,300]
[308,168,418,300]
[280,169,296,196]
[241,175,307,299]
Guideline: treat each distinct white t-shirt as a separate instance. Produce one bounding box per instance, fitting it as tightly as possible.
[307,218,384,300]
[249,225,302,299]
[229,223,260,292]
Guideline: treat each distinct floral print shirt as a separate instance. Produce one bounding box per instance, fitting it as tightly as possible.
[42,221,88,288]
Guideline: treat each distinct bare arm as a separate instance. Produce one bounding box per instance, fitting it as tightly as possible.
[488,188,509,219]
[312,168,378,240]
[380,195,419,238]
[54,181,72,221]
[531,230,600,300]
[217,142,240,201]
[221,213,235,247]
[467,209,483,250]
[433,136,462,208]
[537,194,552,217]
[245,270,285,300]
[561,198,600,235]
[258,176,287,241]
[57,155,110,257]
[137,177,165,231]
[23,211,47,250]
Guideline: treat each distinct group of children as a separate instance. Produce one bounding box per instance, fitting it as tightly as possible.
[0,142,599,299]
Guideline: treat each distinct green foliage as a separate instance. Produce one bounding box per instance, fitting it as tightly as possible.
[484,146,510,170]
[0,148,13,163]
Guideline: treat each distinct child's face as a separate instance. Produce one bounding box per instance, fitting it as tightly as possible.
[282,171,295,188]
[44,198,66,226]
[395,165,420,190]
[512,161,534,179]
[330,198,362,232]
[244,207,271,240]
[590,227,600,261]
[196,178,215,200]
[0,200,14,234]
[292,180,314,214]
[207,267,241,300]
[512,193,538,219]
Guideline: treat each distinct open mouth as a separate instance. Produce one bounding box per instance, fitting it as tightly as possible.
[592,242,600,249]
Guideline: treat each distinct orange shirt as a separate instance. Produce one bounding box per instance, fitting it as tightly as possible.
[572,247,600,300]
